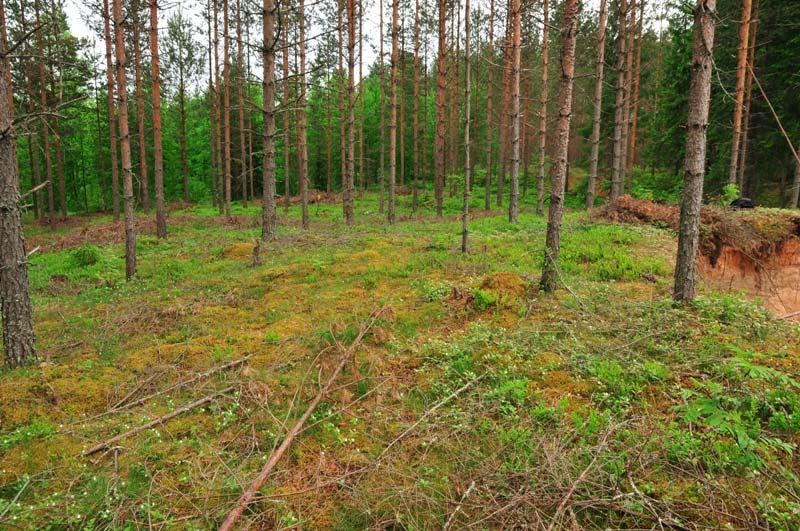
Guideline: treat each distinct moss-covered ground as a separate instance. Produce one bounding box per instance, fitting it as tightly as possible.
[2,188,799,529]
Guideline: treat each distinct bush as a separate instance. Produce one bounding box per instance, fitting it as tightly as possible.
[71,245,101,267]
[629,166,683,203]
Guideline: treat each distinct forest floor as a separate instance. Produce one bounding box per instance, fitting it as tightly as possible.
[2,189,800,529]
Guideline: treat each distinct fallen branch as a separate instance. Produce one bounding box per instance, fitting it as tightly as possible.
[82,386,236,456]
[444,480,477,530]
[218,309,384,531]
[84,355,250,424]
[546,428,613,531]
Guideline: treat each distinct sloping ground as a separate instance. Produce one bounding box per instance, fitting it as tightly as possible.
[596,195,800,320]
[2,197,800,529]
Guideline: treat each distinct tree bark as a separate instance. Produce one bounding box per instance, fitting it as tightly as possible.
[792,155,800,209]
[223,0,233,217]
[150,0,166,238]
[388,0,399,224]
[626,0,644,172]
[673,0,717,302]
[484,0,495,211]
[358,5,365,195]
[282,10,291,207]
[620,0,636,191]
[587,0,607,208]
[461,0,471,252]
[610,0,628,200]
[113,0,137,279]
[378,0,385,212]
[728,0,752,185]
[343,0,357,225]
[131,0,150,213]
[412,0,421,212]
[214,0,224,214]
[261,0,277,240]
[508,0,521,223]
[536,0,550,215]
[208,0,218,208]
[297,0,309,228]
[737,0,759,194]
[0,8,37,368]
[236,0,248,208]
[434,0,446,217]
[539,0,580,293]
[34,0,54,222]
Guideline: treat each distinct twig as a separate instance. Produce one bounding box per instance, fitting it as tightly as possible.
[218,308,384,531]
[546,428,613,531]
[444,480,477,530]
[21,180,50,200]
[82,386,236,456]
[780,310,800,320]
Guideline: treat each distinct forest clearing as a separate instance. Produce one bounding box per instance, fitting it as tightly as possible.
[1,0,800,527]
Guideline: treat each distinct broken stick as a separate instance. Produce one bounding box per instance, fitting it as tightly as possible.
[218,308,383,531]
[82,386,236,456]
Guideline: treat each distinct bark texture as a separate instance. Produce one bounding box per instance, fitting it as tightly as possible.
[587,0,607,208]
[434,0,446,217]
[673,0,717,302]
[150,0,167,238]
[0,15,36,367]
[461,0,471,252]
[728,0,753,185]
[536,0,550,215]
[261,0,277,240]
[113,0,137,279]
[387,0,399,223]
[540,0,580,293]
[508,0,521,223]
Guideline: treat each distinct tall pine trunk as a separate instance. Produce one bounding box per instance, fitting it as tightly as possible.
[236,0,248,207]
[343,0,357,225]
[412,0,421,212]
[223,0,233,217]
[378,0,385,212]
[620,0,635,191]
[0,9,36,367]
[536,0,550,215]
[150,0,166,238]
[610,0,628,199]
[388,0,399,223]
[507,0,521,222]
[587,0,607,208]
[539,0,580,292]
[484,0,494,211]
[627,0,644,172]
[113,0,137,279]
[434,0,446,217]
[461,0,471,252]
[298,0,309,228]
[728,0,752,185]
[282,12,291,207]
[737,0,759,193]
[261,0,278,240]
[35,0,54,222]
[673,0,717,302]
[132,0,150,213]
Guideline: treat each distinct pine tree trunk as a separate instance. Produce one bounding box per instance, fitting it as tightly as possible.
[620,0,636,191]
[49,1,66,220]
[728,0,752,185]
[282,15,292,207]
[214,0,224,214]
[587,0,607,208]
[223,0,233,217]
[388,0,399,224]
[792,155,800,209]
[484,0,494,211]
[261,0,278,240]
[378,0,385,212]
[673,0,717,302]
[236,0,248,208]
[610,0,628,200]
[179,75,189,201]
[113,0,137,279]
[497,11,511,208]
[150,0,166,238]
[412,0,421,212]
[627,0,644,172]
[298,0,309,228]
[358,7,365,195]
[508,0,521,223]
[539,0,580,293]
[536,0,550,215]
[132,0,150,213]
[343,0,357,225]
[737,0,759,194]
[461,0,471,252]
[208,0,218,209]
[434,0,446,217]
[0,11,36,367]
[35,0,54,222]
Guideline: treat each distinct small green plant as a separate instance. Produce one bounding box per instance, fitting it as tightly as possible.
[470,288,497,311]
[1,418,56,450]
[721,183,740,206]
[71,245,101,267]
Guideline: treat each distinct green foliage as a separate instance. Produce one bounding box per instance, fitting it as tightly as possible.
[470,288,497,311]
[71,245,101,267]
[0,419,55,451]
[721,183,741,206]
